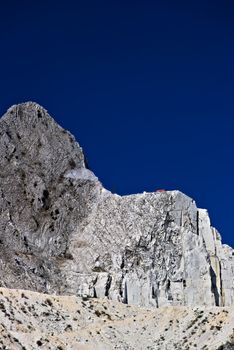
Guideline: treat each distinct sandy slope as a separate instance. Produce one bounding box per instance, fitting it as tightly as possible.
[0,287,233,350]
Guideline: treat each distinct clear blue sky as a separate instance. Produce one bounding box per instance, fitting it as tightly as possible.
[0,0,234,246]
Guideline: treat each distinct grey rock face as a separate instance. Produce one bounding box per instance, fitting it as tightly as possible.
[0,102,233,307]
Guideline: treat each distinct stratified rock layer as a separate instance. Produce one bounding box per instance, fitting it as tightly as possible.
[0,102,233,307]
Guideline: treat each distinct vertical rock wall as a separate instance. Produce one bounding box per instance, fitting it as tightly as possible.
[0,102,233,307]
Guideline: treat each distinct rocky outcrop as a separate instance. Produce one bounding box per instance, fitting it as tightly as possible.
[0,102,233,308]
[0,287,233,350]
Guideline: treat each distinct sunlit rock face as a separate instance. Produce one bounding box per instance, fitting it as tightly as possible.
[0,102,233,307]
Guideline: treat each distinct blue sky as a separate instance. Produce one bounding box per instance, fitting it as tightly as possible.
[0,0,234,246]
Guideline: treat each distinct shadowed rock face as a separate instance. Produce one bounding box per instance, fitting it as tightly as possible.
[0,102,233,307]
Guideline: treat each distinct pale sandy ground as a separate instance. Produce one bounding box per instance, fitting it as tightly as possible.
[0,287,233,350]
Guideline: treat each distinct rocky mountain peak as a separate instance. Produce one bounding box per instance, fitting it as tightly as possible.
[0,103,233,309]
[6,101,49,118]
[3,102,61,138]
[1,101,85,169]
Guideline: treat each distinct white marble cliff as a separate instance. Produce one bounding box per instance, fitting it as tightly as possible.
[0,102,233,308]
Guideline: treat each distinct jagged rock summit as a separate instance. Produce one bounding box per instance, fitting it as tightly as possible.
[0,102,233,308]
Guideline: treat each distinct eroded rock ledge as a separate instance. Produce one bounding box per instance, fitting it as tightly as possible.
[0,102,233,307]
